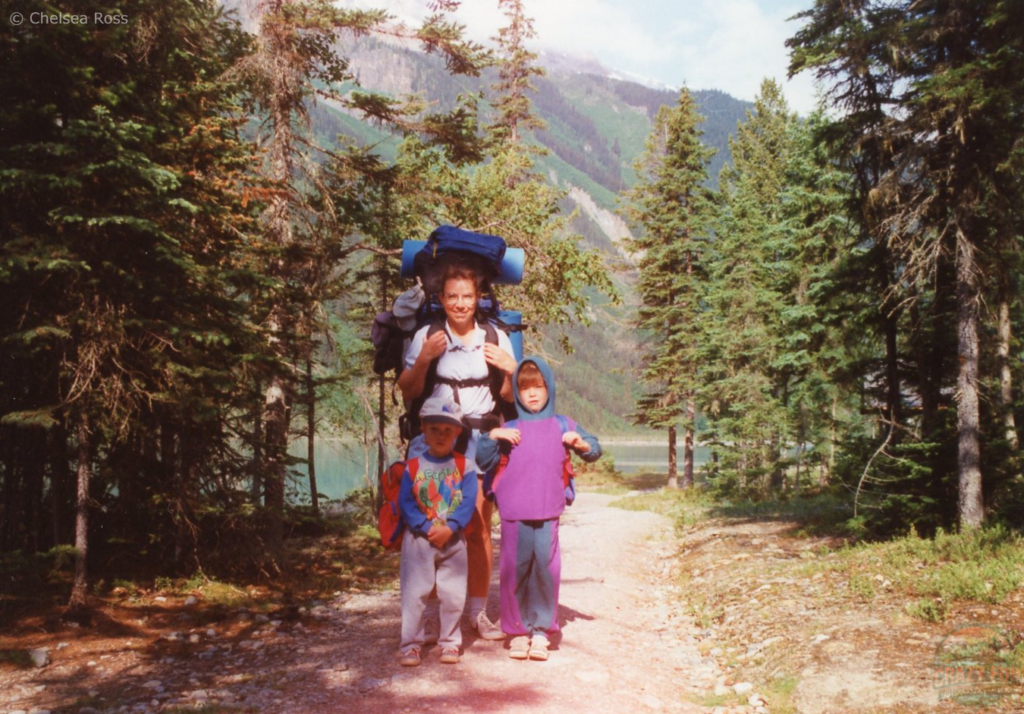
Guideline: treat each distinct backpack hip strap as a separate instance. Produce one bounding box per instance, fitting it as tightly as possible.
[436,375,491,392]
[464,414,501,432]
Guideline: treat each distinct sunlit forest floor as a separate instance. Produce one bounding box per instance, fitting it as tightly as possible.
[597,470,1024,712]
[3,466,1024,713]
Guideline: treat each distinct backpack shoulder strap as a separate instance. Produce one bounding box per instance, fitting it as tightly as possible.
[482,321,502,399]
[481,320,498,344]
[481,320,517,420]
[555,414,570,434]
[406,457,419,482]
[427,318,446,338]
[454,452,466,475]
[406,321,447,436]
[422,318,446,394]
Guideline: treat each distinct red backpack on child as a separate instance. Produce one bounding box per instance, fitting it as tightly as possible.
[377,454,468,550]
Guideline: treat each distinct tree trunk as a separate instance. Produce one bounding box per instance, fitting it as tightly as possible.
[823,395,837,488]
[160,413,176,485]
[249,376,262,504]
[795,421,805,493]
[0,427,15,551]
[306,356,319,514]
[68,414,91,611]
[997,281,1019,454]
[769,432,784,492]
[956,243,984,530]
[174,421,199,572]
[666,425,678,489]
[259,0,298,556]
[50,421,70,547]
[879,244,902,438]
[27,429,45,553]
[682,398,695,489]
[909,299,937,438]
[377,374,387,475]
[264,375,289,552]
[377,256,389,476]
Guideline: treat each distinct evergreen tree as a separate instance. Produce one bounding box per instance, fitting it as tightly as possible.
[441,1,615,337]
[622,88,715,488]
[779,109,861,489]
[1,0,262,606]
[490,0,545,147]
[239,0,489,550]
[791,0,1024,529]
[698,80,796,492]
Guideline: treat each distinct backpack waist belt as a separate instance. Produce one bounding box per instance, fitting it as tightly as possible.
[464,414,501,432]
[435,375,491,390]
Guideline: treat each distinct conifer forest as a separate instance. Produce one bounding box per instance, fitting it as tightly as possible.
[2,0,1024,612]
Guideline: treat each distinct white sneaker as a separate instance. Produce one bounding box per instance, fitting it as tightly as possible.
[508,635,530,660]
[423,613,440,645]
[472,611,504,641]
[528,635,549,661]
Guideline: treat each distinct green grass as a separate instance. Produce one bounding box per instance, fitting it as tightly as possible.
[693,692,733,708]
[195,580,256,609]
[763,675,799,714]
[0,649,33,668]
[879,526,1024,603]
[611,484,715,523]
[655,480,1024,623]
[801,525,1024,621]
[691,676,796,713]
[708,493,855,535]
[848,573,878,602]
[905,598,948,622]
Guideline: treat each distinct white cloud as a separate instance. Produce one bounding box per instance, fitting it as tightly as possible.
[527,1,674,66]
[337,0,820,114]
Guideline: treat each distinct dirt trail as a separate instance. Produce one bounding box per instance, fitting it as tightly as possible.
[314,490,716,714]
[2,491,724,714]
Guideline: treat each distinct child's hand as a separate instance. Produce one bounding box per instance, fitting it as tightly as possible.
[489,427,521,445]
[427,524,453,548]
[562,431,590,453]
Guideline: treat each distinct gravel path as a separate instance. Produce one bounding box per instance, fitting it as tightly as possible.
[318,491,715,714]
[2,491,727,714]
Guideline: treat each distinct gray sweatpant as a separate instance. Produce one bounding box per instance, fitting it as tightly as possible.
[400,530,468,653]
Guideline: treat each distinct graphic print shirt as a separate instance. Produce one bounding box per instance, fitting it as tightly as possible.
[398,451,478,536]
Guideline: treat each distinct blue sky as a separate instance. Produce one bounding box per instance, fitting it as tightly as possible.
[367,0,820,114]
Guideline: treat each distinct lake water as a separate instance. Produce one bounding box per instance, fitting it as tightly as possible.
[289,437,706,502]
[602,441,710,475]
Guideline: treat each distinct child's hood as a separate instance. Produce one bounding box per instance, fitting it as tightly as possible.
[512,356,556,421]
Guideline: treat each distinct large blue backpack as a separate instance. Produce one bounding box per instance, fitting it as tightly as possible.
[371,226,513,378]
[369,226,524,443]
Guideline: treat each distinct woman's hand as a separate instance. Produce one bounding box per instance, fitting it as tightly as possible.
[419,330,448,363]
[483,343,516,375]
[398,330,447,401]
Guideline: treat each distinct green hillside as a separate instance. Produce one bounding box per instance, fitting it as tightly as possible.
[332,38,751,201]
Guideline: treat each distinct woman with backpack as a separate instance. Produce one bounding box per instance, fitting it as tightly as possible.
[398,262,517,642]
